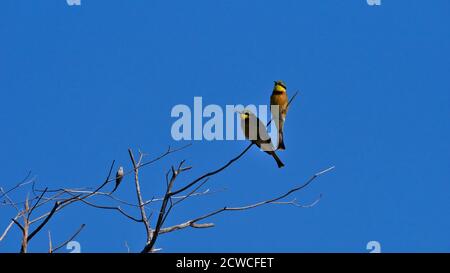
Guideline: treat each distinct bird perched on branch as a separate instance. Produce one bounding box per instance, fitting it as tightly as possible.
[111,166,124,194]
[240,110,285,168]
[270,80,289,150]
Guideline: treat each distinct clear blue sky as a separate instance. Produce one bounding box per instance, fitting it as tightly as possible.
[1,0,449,253]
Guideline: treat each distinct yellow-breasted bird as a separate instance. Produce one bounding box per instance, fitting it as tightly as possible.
[111,166,124,194]
[270,80,289,150]
[240,110,285,168]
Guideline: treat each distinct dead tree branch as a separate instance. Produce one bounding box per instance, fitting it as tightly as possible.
[50,224,86,253]
[159,166,334,235]
[128,148,152,244]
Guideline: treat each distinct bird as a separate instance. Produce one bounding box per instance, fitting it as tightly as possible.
[240,110,285,168]
[111,166,124,194]
[270,80,289,150]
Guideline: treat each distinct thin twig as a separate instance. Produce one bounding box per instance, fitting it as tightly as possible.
[11,218,25,234]
[29,161,116,225]
[28,187,48,219]
[63,191,143,222]
[0,171,34,200]
[0,215,20,242]
[53,224,86,253]
[171,143,253,196]
[48,231,53,253]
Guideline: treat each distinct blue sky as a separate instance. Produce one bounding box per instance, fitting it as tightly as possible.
[1,0,450,253]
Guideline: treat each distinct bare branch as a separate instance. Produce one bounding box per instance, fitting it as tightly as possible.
[159,222,215,234]
[0,216,20,242]
[272,194,323,208]
[172,178,210,207]
[171,143,254,196]
[48,231,53,253]
[53,224,86,253]
[27,201,60,242]
[29,160,116,226]
[143,161,192,252]
[0,171,35,200]
[159,166,334,235]
[63,191,143,222]
[33,188,137,208]
[91,144,191,187]
[142,187,220,206]
[11,218,25,234]
[28,187,48,219]
[0,188,20,211]
[128,149,152,242]
[138,144,192,169]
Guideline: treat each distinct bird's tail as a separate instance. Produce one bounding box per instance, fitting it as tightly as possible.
[109,181,121,195]
[109,184,119,195]
[277,130,286,151]
[268,151,285,168]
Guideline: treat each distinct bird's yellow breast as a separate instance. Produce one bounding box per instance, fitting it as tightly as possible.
[273,85,286,93]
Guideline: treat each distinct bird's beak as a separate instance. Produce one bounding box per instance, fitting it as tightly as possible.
[273,81,277,84]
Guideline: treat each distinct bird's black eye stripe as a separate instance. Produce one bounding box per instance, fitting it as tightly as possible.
[275,82,286,89]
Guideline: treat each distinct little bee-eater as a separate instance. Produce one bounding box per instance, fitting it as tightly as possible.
[240,110,285,168]
[270,80,289,150]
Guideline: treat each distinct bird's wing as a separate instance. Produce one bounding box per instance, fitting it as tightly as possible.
[257,118,275,152]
